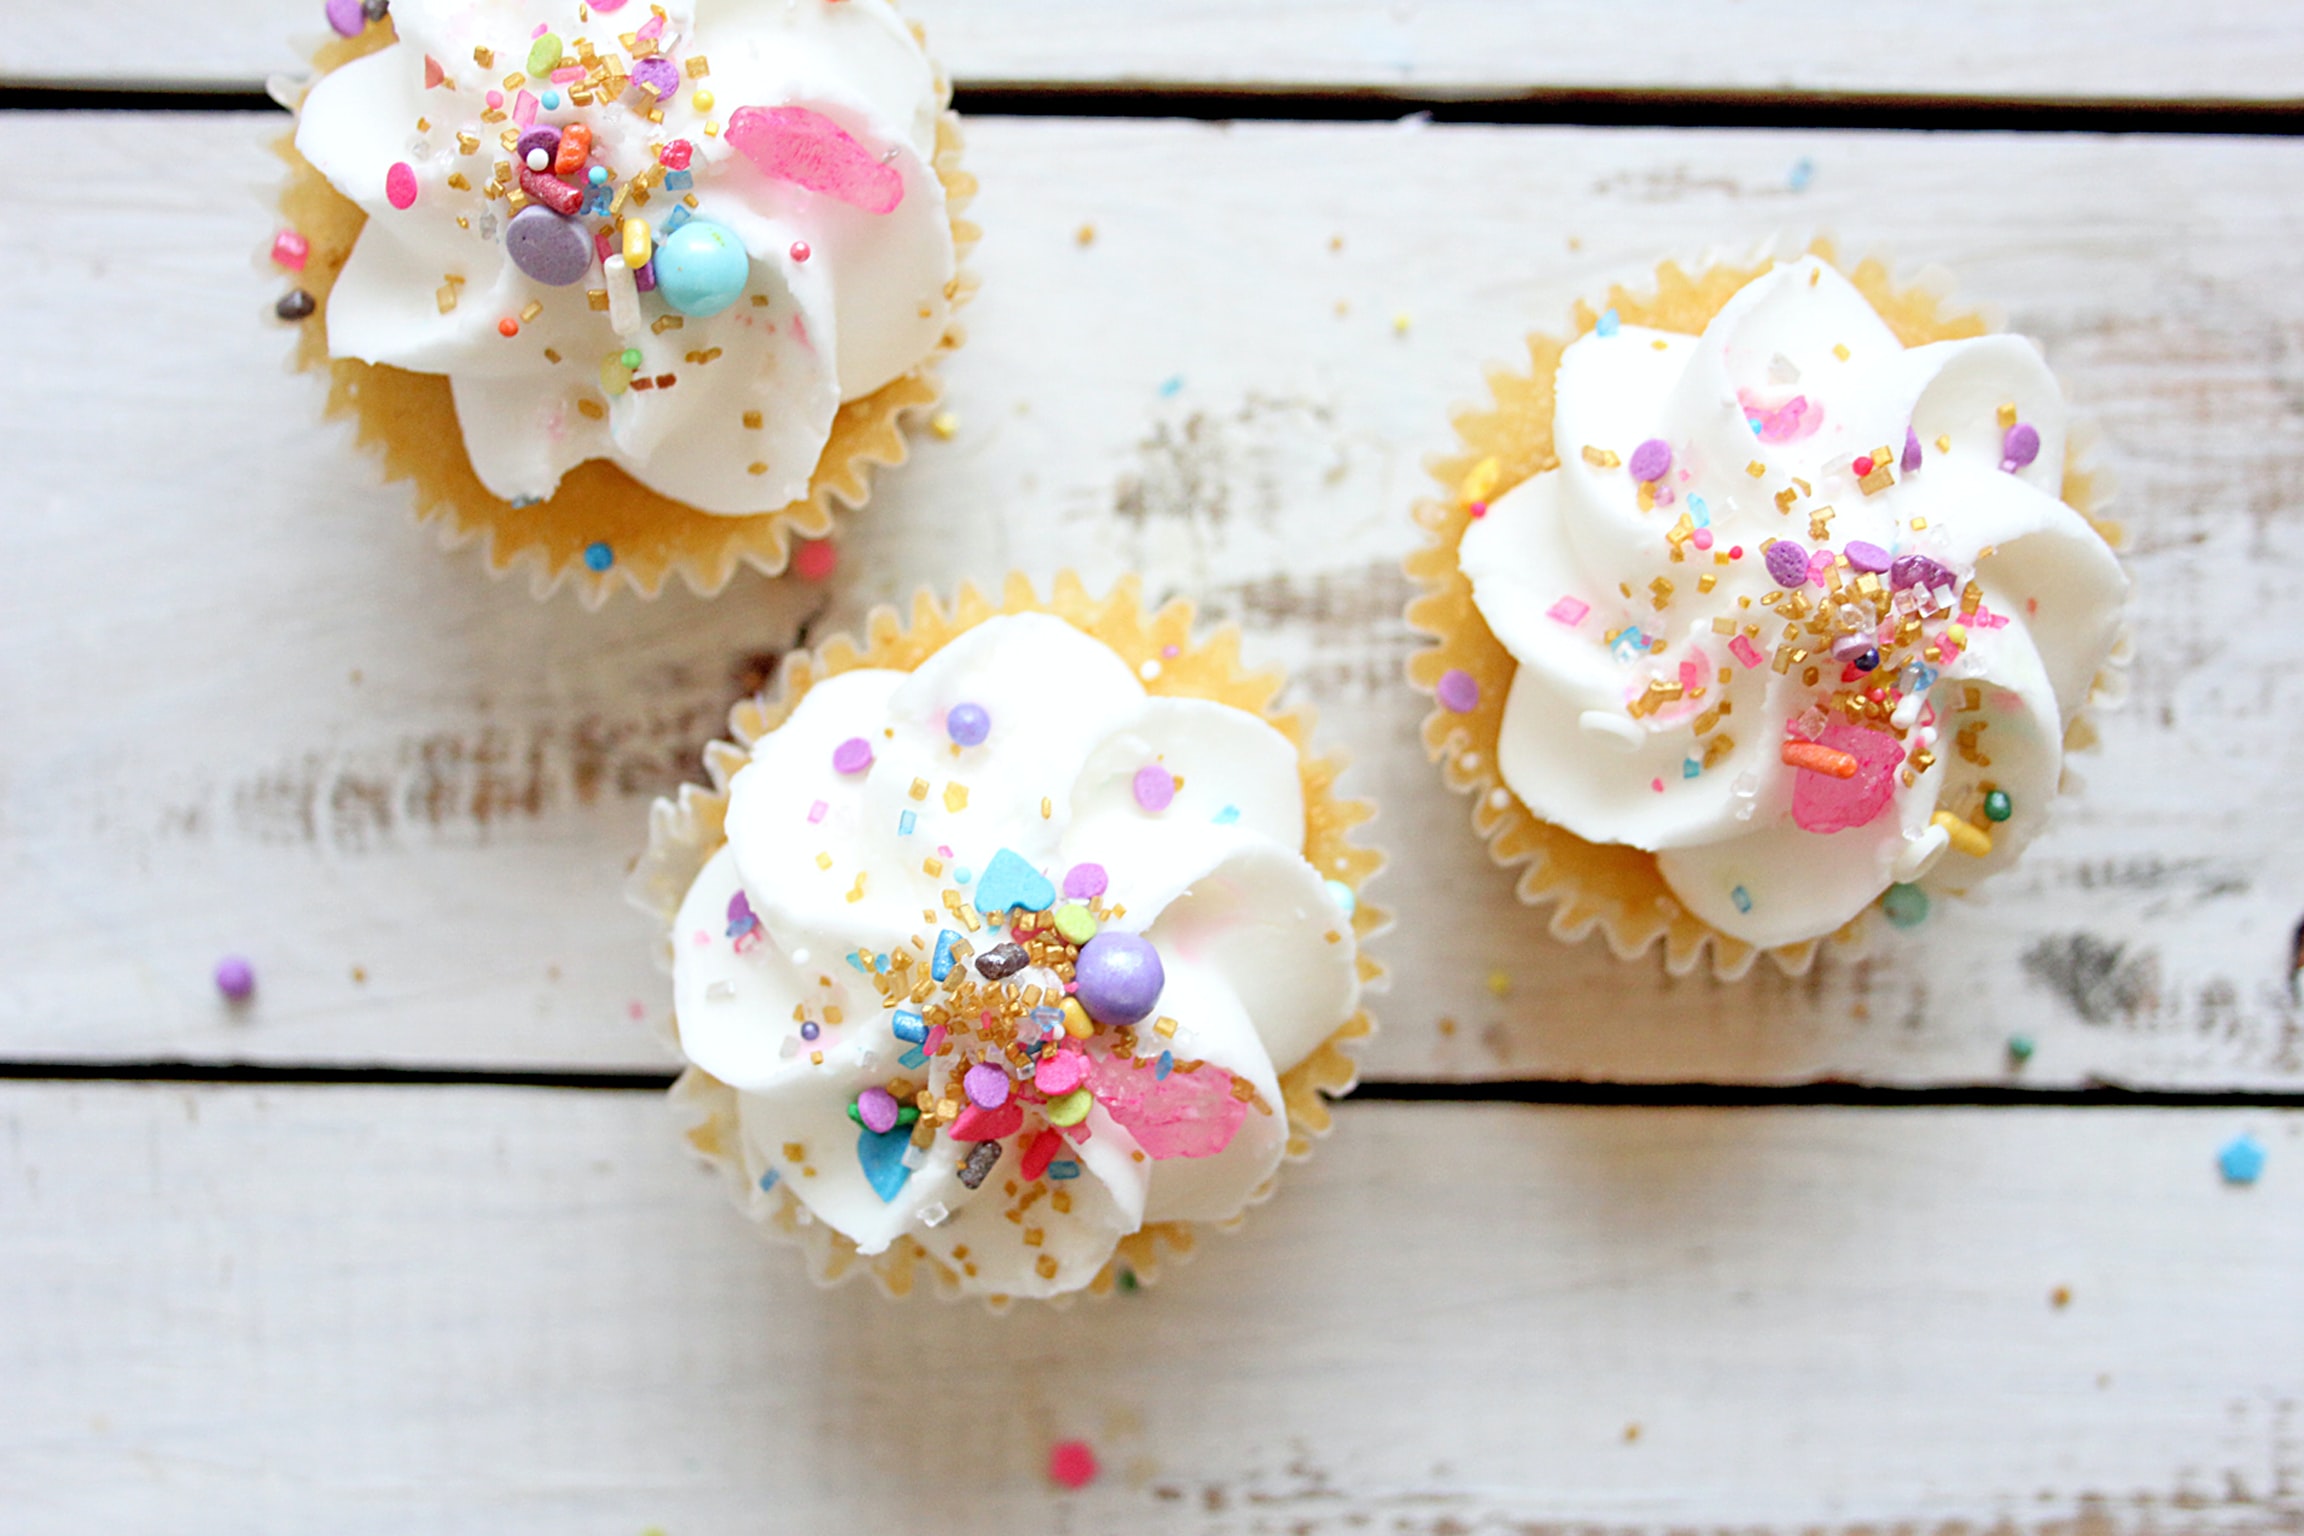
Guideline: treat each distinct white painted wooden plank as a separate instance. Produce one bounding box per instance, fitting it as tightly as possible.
[6,115,2304,1086]
[3,1085,2296,1531]
[13,0,2304,100]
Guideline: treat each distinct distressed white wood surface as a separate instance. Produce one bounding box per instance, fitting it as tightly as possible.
[13,0,2304,100]
[7,114,2303,1085]
[4,1085,2296,1533]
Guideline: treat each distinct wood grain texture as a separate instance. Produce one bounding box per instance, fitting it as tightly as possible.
[6,115,2304,1085]
[11,0,2304,100]
[3,1085,2296,1532]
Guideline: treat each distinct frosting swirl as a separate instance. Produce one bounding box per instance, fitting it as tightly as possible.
[669,614,1361,1298]
[1459,258,2125,948]
[294,0,956,514]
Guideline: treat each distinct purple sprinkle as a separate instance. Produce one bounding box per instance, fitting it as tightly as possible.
[630,56,681,103]
[323,0,366,37]
[725,890,758,936]
[1843,540,1891,574]
[214,955,255,1002]
[1132,764,1176,813]
[1901,426,1923,473]
[1764,540,1811,588]
[2002,422,2040,471]
[800,1021,820,1042]
[1436,668,1480,713]
[1062,862,1109,900]
[1890,554,1955,592]
[831,737,873,774]
[807,800,828,824]
[1627,438,1673,483]
[633,258,656,294]
[946,702,991,747]
[856,1086,900,1135]
[963,1063,1011,1110]
[514,126,563,166]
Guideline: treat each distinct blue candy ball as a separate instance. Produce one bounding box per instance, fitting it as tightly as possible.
[653,219,749,318]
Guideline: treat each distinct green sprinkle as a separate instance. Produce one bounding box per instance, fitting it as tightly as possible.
[2007,1033,2035,1063]
[1983,788,2012,823]
[1882,883,1930,929]
[1053,902,1098,946]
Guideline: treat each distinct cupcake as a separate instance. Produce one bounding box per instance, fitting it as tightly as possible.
[629,575,1382,1301]
[276,0,975,602]
[1407,247,2128,977]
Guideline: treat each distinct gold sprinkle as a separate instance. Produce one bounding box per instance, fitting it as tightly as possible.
[576,398,605,420]
[929,411,960,440]
[456,131,479,155]
[685,53,711,76]
[747,462,767,477]
[445,171,471,192]
[1996,402,2019,429]
[1832,343,1851,361]
[1580,445,1621,469]
[1697,574,1717,594]
[814,852,833,871]
[472,45,495,67]
[742,410,763,429]
[1935,434,1951,453]
[1746,460,1766,478]
[435,285,458,314]
[943,782,970,813]
[1155,1016,1179,1039]
[518,300,543,323]
[908,778,929,802]
[922,857,944,878]
[650,314,684,334]
[1040,797,1053,820]
[587,289,609,311]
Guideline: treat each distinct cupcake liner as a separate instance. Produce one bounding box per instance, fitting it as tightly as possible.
[274,17,979,607]
[1405,237,2128,980]
[629,571,1386,1302]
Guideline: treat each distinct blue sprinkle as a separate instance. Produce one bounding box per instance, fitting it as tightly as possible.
[664,168,693,191]
[583,540,614,571]
[898,809,917,836]
[1903,662,1940,696]
[540,89,560,110]
[1047,1159,1082,1181]
[876,952,891,973]
[930,929,962,982]
[1610,627,1648,661]
[855,1126,914,1202]
[1157,375,1184,398]
[1789,156,1815,192]
[1212,805,1241,825]
[898,1045,928,1069]
[587,165,609,186]
[1030,1005,1063,1037]
[892,1009,927,1044]
[1325,879,1356,918]
[758,1169,780,1192]
[580,186,611,215]
[661,204,694,235]
[1155,1050,1173,1080]
[1731,885,1753,914]
[952,865,973,886]
[1595,308,1620,338]
[846,950,868,972]
[1689,493,1710,528]
[2219,1132,2267,1185]
[1682,757,1701,779]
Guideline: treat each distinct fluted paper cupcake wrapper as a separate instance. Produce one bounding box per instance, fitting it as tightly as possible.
[274,17,979,607]
[1404,237,2130,981]
[628,572,1387,1304]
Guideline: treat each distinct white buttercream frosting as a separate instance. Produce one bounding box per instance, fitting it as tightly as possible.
[669,614,1361,1298]
[295,0,955,514]
[1459,258,2125,948]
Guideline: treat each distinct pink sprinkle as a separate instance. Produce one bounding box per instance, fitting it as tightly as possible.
[1651,778,1666,793]
[924,1025,948,1055]
[1729,635,1765,670]
[806,800,828,824]
[1467,501,1488,519]
[530,21,548,37]
[384,162,418,210]
[1691,528,1714,551]
[513,89,538,127]
[1162,644,1180,658]
[1808,548,1836,583]
[727,104,905,214]
[1677,658,1705,693]
[627,1001,646,1021]
[792,539,837,581]
[1547,596,1590,627]
[1048,1441,1099,1490]
[423,55,444,89]
[1035,1050,1088,1095]
[692,929,711,946]
[485,90,504,110]
[1132,764,1176,813]
[270,230,309,270]
[636,12,665,40]
[551,65,586,83]
[592,0,629,9]
[1435,669,1479,714]
[789,240,811,263]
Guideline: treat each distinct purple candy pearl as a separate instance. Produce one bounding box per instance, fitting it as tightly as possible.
[1436,668,1480,714]
[856,1086,900,1135]
[831,736,873,774]
[1073,931,1165,1027]
[631,56,681,103]
[963,1062,1011,1110]
[1843,540,1891,574]
[946,702,991,747]
[800,1021,820,1041]
[214,955,255,1002]
[1627,438,1673,483]
[2002,422,2040,471]
[1901,426,1924,473]
[1764,540,1811,588]
[504,205,593,287]
[515,126,563,167]
[1132,764,1175,813]
[324,0,367,37]
[1062,862,1109,900]
[1890,554,1955,593]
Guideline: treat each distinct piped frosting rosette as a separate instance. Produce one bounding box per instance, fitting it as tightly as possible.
[631,577,1382,1301]
[1408,248,2127,975]
[277,0,974,601]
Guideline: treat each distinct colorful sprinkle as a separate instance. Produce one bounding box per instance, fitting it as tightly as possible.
[1048,1441,1100,1490]
[1074,931,1164,1026]
[832,737,873,774]
[973,848,1056,916]
[854,1086,901,1135]
[270,230,310,270]
[1982,788,2013,823]
[1132,764,1176,813]
[1548,596,1590,627]
[583,541,614,571]
[891,1008,927,1044]
[1882,883,1930,928]
[1764,540,1810,588]
[1045,1088,1093,1127]
[1035,1050,1089,1096]
[214,955,255,1001]
[1436,668,1480,713]
[1325,878,1356,918]
[727,104,905,213]
[792,539,837,581]
[2002,422,2041,471]
[1061,862,1108,900]
[2218,1132,2266,1186]
[854,1125,913,1202]
[963,1062,1011,1110]
[1628,438,1673,482]
[1595,308,1620,338]
[384,161,418,210]
[946,701,991,747]
[1844,540,1891,574]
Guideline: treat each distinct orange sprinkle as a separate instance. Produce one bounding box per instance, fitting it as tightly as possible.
[1781,740,1858,779]
[496,317,519,337]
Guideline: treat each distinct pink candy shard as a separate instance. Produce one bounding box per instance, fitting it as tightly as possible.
[1728,635,1764,670]
[726,105,904,214]
[1547,596,1589,627]
[1086,1051,1246,1161]
[1790,722,1906,834]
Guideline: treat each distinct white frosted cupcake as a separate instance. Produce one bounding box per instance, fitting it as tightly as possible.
[1408,248,2128,976]
[630,577,1382,1301]
[276,0,974,601]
